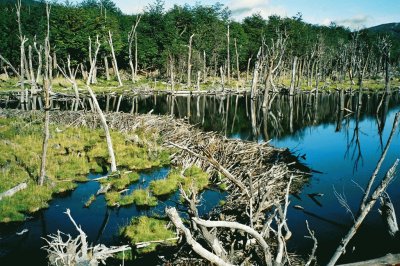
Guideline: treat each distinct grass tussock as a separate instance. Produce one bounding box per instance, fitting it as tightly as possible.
[0,115,170,223]
[105,188,158,207]
[150,166,210,197]
[121,216,176,253]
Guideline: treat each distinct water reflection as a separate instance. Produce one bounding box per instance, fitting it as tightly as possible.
[1,91,400,264]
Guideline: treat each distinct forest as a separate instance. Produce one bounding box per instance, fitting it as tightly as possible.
[0,0,399,92]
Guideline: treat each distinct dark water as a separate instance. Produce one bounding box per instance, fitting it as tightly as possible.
[1,91,400,264]
[0,167,226,265]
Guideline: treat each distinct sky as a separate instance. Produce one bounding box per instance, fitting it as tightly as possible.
[94,0,400,29]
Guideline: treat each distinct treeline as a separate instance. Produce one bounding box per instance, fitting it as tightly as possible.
[0,0,399,88]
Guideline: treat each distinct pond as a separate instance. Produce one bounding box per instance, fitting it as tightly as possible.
[111,91,400,264]
[0,167,226,265]
[1,90,400,264]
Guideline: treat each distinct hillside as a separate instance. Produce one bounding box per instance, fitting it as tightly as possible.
[367,22,400,39]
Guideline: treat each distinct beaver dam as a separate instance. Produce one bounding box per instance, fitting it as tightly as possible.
[0,109,312,265]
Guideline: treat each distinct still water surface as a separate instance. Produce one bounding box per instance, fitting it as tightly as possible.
[1,91,400,264]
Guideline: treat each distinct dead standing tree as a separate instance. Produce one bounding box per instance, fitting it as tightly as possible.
[38,3,52,186]
[86,36,117,173]
[16,0,28,109]
[128,14,142,82]
[377,36,392,95]
[262,30,287,109]
[187,34,195,88]
[108,31,123,87]
[57,55,81,110]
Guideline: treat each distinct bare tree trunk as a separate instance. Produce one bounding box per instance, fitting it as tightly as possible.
[104,56,110,81]
[385,51,391,94]
[28,45,37,93]
[108,31,123,87]
[135,32,138,79]
[327,160,399,266]
[39,3,51,186]
[246,56,252,84]
[87,36,117,173]
[187,34,194,88]
[196,71,201,91]
[2,66,9,79]
[166,207,233,266]
[16,0,27,109]
[250,48,262,99]
[380,193,399,238]
[289,56,298,96]
[226,24,230,84]
[203,50,207,82]
[234,38,240,83]
[128,15,141,82]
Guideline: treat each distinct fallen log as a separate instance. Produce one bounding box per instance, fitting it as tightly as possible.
[0,182,27,200]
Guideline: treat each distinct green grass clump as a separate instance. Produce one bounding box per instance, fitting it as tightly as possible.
[105,191,121,207]
[150,170,180,196]
[0,114,173,223]
[218,183,228,191]
[84,195,96,208]
[150,166,210,197]
[121,216,176,253]
[181,166,209,193]
[100,171,139,191]
[131,189,158,207]
[105,188,158,207]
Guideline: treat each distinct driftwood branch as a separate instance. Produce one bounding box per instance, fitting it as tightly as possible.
[166,207,233,266]
[327,159,399,266]
[0,182,27,200]
[42,208,130,266]
[304,220,318,266]
[192,217,273,265]
[379,192,399,238]
[360,112,399,210]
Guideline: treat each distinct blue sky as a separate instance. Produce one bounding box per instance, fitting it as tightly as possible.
[94,0,399,29]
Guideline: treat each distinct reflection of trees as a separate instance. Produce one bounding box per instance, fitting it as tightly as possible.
[18,92,400,144]
[344,104,364,172]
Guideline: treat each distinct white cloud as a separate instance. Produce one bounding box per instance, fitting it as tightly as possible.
[228,0,286,21]
[333,15,373,30]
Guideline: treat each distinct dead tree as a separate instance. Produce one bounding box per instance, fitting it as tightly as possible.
[16,0,28,109]
[38,3,52,186]
[327,113,400,265]
[226,23,230,84]
[86,36,117,173]
[165,172,299,266]
[57,55,81,110]
[234,38,240,83]
[328,159,399,266]
[187,34,194,88]
[289,56,298,96]
[378,37,392,94]
[128,14,142,82]
[108,31,123,87]
[0,54,20,78]
[379,193,399,238]
[42,209,130,266]
[262,31,287,109]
